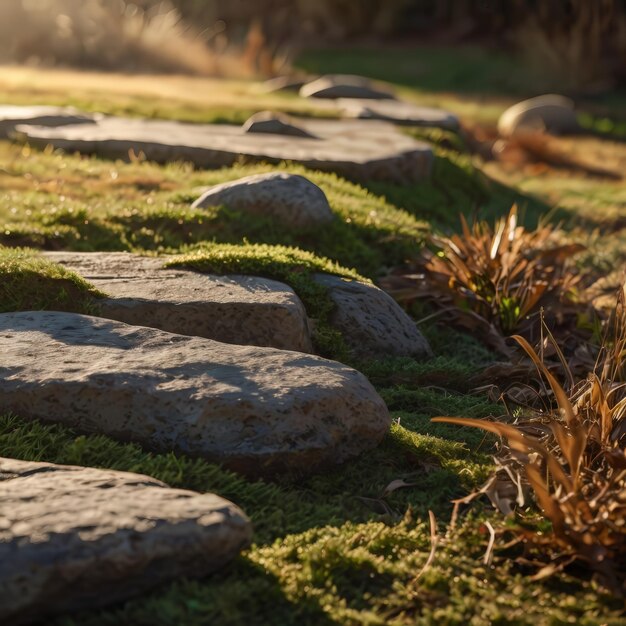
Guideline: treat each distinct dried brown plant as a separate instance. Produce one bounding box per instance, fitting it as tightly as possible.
[381,206,587,356]
[433,288,626,593]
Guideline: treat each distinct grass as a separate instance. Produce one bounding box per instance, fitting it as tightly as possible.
[0,245,103,313]
[1,57,626,624]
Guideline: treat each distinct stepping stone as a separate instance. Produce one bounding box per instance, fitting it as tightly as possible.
[191,172,334,229]
[15,115,433,184]
[498,94,580,137]
[339,99,460,130]
[0,457,251,624]
[313,274,432,359]
[43,251,313,353]
[0,104,98,139]
[0,312,391,475]
[242,111,318,138]
[300,74,396,100]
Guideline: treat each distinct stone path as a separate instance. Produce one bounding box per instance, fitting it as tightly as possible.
[0,457,251,625]
[0,311,391,475]
[43,251,313,353]
[0,74,446,619]
[15,115,434,183]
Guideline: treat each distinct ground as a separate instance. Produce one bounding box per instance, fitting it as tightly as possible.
[1,45,625,625]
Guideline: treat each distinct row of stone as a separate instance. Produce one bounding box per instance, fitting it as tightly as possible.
[43,249,431,359]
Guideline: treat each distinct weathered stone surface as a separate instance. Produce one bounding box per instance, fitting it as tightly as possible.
[43,251,313,353]
[339,99,460,130]
[0,312,391,474]
[313,274,432,358]
[0,104,97,138]
[16,116,434,183]
[192,172,333,229]
[498,94,580,137]
[243,111,318,138]
[300,75,396,100]
[0,457,251,625]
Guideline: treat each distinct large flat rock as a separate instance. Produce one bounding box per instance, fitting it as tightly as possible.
[0,312,391,474]
[313,274,432,359]
[43,251,313,353]
[0,104,98,138]
[338,99,460,130]
[0,457,251,625]
[16,116,434,184]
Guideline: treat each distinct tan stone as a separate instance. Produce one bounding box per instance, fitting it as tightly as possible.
[192,172,333,229]
[498,95,580,137]
[300,75,395,100]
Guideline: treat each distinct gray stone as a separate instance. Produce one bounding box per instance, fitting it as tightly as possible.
[0,104,98,139]
[339,99,460,130]
[243,111,318,138]
[0,312,391,475]
[0,457,251,625]
[498,94,580,137]
[192,172,333,229]
[313,274,432,358]
[300,75,396,100]
[15,116,433,183]
[43,251,313,353]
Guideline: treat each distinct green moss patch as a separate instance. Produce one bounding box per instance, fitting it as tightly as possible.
[0,246,103,313]
[167,243,366,359]
[1,413,621,626]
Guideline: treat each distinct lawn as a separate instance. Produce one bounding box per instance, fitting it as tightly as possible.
[1,49,625,625]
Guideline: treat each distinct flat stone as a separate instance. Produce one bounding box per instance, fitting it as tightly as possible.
[339,99,460,130]
[0,104,98,139]
[0,312,391,475]
[300,75,396,100]
[498,94,580,137]
[15,116,433,183]
[243,111,317,138]
[0,457,251,625]
[313,274,432,358]
[192,172,333,229]
[43,251,313,353]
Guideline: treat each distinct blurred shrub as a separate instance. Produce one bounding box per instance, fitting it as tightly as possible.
[0,0,247,75]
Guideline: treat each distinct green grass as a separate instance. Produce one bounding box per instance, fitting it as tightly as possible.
[1,56,625,626]
[2,412,622,626]
[0,245,103,313]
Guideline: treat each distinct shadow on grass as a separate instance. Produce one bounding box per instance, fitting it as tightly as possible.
[44,557,341,626]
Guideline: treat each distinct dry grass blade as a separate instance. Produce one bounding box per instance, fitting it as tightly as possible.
[411,510,439,585]
[433,291,626,593]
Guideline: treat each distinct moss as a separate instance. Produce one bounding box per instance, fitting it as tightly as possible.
[166,243,366,359]
[2,414,621,626]
[0,246,103,313]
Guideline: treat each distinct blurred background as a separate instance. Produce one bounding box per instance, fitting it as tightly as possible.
[0,0,624,95]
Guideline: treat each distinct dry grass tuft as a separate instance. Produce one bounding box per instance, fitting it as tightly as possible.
[0,0,253,76]
[381,205,588,355]
[434,287,626,594]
